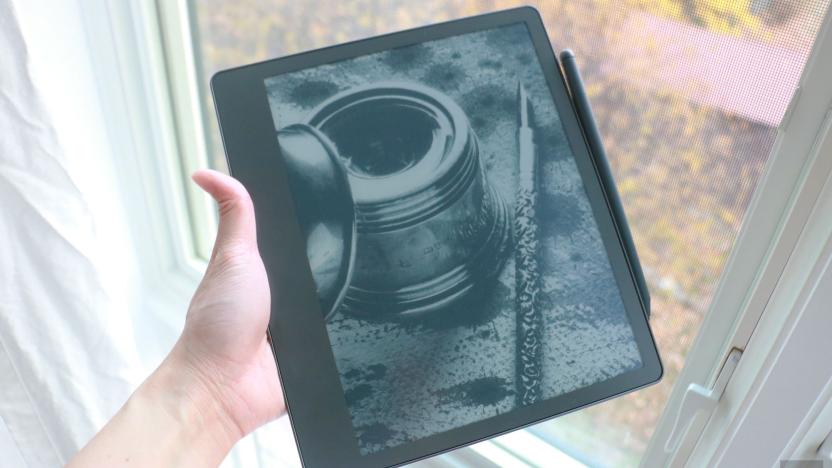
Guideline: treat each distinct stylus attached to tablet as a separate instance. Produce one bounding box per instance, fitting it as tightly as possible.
[211,8,662,467]
[560,49,651,316]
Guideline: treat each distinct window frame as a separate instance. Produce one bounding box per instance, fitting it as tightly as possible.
[77,0,207,331]
[155,0,218,261]
[79,0,208,275]
[641,6,832,465]
[87,0,832,465]
[696,151,832,466]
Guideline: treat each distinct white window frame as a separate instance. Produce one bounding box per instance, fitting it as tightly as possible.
[77,0,832,466]
[695,140,832,467]
[641,7,832,466]
[75,0,206,352]
[78,0,208,286]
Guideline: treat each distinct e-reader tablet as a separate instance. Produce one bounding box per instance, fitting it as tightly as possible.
[211,7,662,467]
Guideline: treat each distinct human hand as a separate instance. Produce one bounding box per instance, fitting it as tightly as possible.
[168,169,285,437]
[68,169,283,467]
[174,170,285,437]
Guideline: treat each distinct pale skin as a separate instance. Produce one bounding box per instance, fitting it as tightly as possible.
[68,170,285,467]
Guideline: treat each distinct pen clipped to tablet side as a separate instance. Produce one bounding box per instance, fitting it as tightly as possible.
[559,49,651,317]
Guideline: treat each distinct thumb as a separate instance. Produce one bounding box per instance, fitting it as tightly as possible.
[192,169,257,255]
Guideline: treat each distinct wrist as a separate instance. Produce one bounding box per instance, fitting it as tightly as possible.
[137,346,243,463]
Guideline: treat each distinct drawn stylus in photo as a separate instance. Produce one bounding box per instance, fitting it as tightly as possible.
[515,82,543,406]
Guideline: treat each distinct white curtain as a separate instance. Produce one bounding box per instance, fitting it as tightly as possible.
[0,1,143,465]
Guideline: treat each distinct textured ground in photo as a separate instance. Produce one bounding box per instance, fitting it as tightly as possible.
[266,24,642,453]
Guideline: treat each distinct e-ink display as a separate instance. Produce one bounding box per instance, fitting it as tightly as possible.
[264,23,643,455]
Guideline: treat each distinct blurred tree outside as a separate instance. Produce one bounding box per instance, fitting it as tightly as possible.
[191,0,830,465]
[634,0,761,33]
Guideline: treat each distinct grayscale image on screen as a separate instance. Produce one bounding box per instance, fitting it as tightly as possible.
[264,23,643,455]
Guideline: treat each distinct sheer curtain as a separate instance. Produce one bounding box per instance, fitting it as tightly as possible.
[0,1,143,465]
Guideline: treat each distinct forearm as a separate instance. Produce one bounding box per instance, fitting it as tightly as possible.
[68,346,241,467]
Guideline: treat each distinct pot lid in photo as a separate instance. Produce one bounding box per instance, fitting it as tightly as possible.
[277,123,356,321]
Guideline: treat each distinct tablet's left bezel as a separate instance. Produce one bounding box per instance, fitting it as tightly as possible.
[212,63,361,467]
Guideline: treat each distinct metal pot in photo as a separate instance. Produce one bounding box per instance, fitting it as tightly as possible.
[306,82,512,320]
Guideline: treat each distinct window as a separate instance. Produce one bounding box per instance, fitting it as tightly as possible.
[169,0,831,466]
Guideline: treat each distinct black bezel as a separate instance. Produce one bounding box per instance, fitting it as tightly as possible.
[211,7,662,467]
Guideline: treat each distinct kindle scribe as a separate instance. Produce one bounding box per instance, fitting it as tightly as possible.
[211,7,661,467]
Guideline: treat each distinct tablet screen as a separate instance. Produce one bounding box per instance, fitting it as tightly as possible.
[264,23,644,455]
